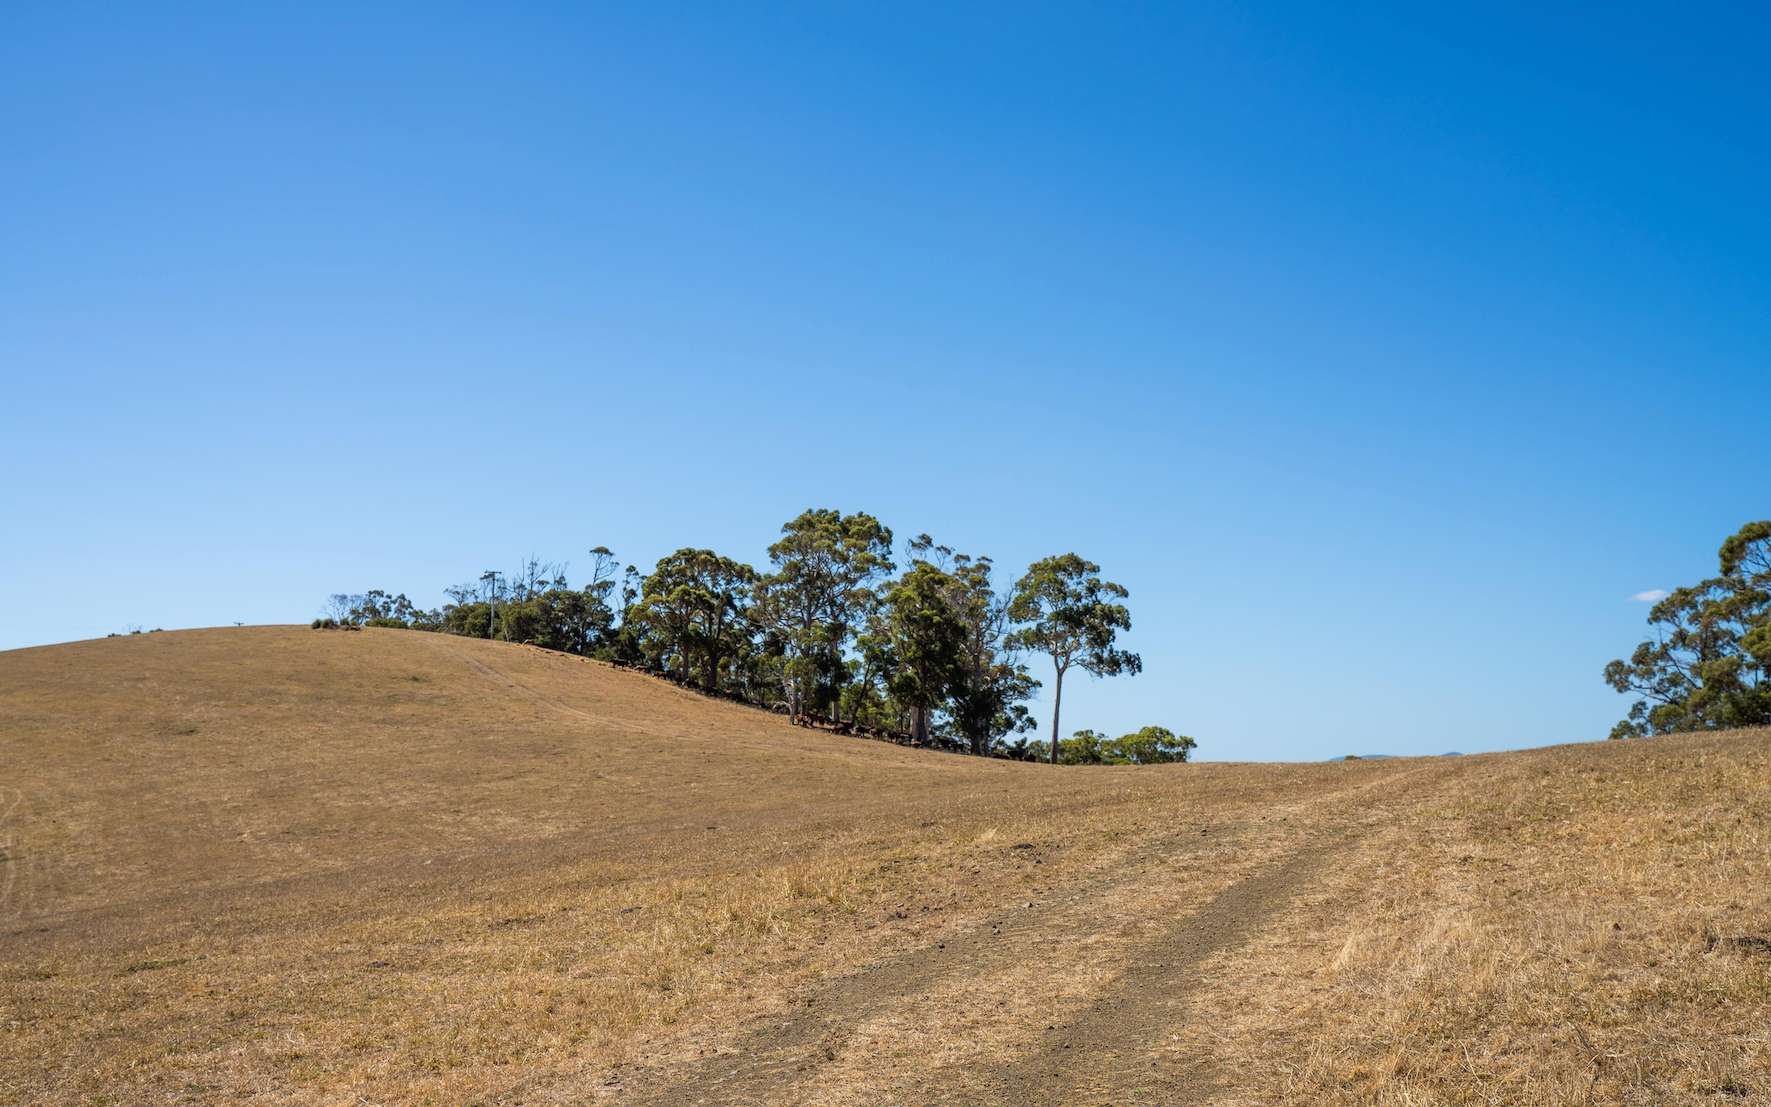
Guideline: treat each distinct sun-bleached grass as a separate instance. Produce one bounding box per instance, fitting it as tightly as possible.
[5,628,1765,1104]
[4,627,1342,1105]
[1175,728,1771,1106]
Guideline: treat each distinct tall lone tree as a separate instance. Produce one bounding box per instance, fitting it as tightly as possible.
[1009,554,1142,764]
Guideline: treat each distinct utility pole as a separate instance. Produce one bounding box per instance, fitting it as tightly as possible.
[480,570,500,639]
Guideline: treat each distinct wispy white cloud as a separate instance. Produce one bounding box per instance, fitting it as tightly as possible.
[1630,589,1668,603]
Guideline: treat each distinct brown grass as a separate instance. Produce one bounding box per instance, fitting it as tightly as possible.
[1173,730,1771,1105]
[1,627,1765,1105]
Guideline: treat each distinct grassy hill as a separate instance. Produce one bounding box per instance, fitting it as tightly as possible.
[2,627,1767,1105]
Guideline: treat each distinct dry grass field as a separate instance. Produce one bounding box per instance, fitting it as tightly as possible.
[1,627,1766,1105]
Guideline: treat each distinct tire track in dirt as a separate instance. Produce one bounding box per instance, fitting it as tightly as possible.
[440,644,683,807]
[435,635,731,733]
[603,820,1385,1106]
[598,766,1442,1107]
[604,822,1261,1107]
[444,639,1449,1106]
[449,649,605,726]
[0,786,26,920]
[956,836,1348,1106]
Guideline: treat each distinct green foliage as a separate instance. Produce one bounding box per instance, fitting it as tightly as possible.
[598,563,648,666]
[1059,728,1111,764]
[426,551,624,656]
[1605,520,1771,736]
[1053,725,1195,765]
[317,514,1190,765]
[498,554,621,653]
[754,509,894,722]
[1108,725,1196,764]
[877,557,967,742]
[636,548,759,692]
[1007,553,1142,763]
[347,590,441,630]
[925,538,1040,755]
[871,536,1042,751]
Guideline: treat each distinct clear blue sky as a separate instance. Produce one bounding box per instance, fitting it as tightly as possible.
[3,3,1766,760]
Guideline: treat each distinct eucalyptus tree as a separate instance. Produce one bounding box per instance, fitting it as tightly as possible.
[1605,520,1771,736]
[1052,725,1194,764]
[1110,725,1196,764]
[325,593,361,625]
[596,562,648,666]
[1008,554,1142,764]
[346,590,437,629]
[846,610,906,733]
[755,509,895,723]
[938,545,1039,755]
[1060,728,1111,765]
[637,548,759,692]
[879,557,966,744]
[508,581,615,654]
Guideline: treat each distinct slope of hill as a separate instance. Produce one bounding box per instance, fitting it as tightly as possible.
[2,627,1767,1105]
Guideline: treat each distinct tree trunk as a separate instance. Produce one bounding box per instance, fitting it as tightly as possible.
[704,649,718,693]
[830,650,845,728]
[1049,666,1065,765]
[911,704,930,744]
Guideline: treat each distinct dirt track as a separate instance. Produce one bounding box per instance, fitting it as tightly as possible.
[617,845,1344,1106]
[601,769,1433,1107]
[433,635,1442,1105]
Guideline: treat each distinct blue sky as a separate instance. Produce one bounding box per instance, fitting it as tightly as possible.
[3,3,1766,760]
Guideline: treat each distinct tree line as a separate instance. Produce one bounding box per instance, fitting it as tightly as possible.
[1605,520,1771,738]
[318,509,1196,764]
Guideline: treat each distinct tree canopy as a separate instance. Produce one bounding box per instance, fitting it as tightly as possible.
[914,537,1039,755]
[1035,726,1196,765]
[320,510,1193,764]
[1007,554,1142,763]
[1605,520,1771,737]
[876,557,967,744]
[754,509,894,723]
[636,548,758,693]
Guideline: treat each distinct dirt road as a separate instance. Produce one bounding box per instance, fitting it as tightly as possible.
[588,770,1441,1107]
